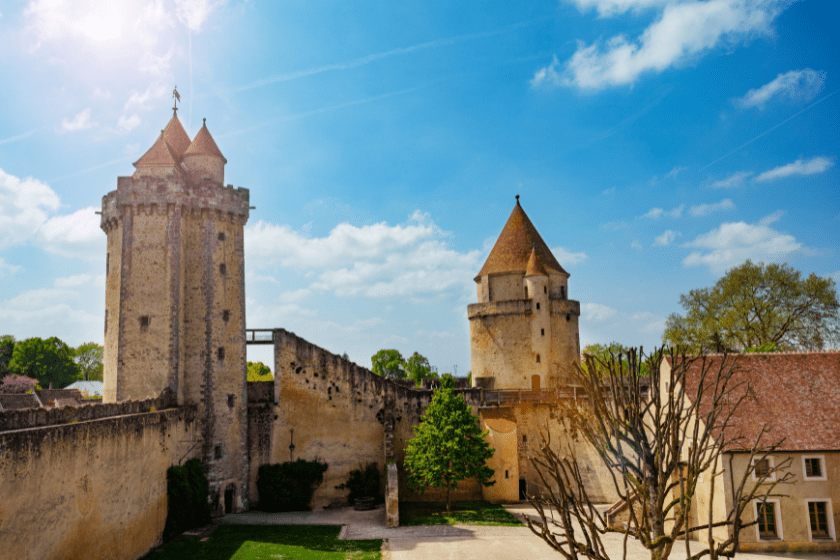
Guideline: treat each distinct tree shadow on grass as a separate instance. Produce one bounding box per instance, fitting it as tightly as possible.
[142,525,382,560]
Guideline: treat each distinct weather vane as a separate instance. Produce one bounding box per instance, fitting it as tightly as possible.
[172,85,181,112]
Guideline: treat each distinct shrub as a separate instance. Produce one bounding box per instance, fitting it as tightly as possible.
[257,459,328,512]
[336,463,381,503]
[164,459,211,538]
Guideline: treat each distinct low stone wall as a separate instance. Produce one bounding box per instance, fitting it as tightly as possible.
[0,404,198,560]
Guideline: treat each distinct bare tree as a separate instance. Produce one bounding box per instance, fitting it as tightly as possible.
[525,347,792,560]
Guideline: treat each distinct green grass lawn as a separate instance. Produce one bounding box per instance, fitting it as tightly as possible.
[400,501,523,526]
[142,525,381,560]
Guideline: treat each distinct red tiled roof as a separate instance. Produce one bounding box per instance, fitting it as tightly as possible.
[525,247,548,277]
[133,133,184,171]
[676,352,840,451]
[476,199,566,279]
[184,120,227,163]
[162,112,192,159]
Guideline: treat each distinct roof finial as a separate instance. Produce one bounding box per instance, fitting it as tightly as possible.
[515,194,520,205]
[172,85,180,114]
[203,118,206,126]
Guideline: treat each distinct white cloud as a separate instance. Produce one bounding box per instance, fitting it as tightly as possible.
[245,211,483,299]
[665,165,687,179]
[569,0,670,16]
[139,48,173,78]
[631,240,643,250]
[582,303,619,322]
[640,204,683,219]
[54,274,104,288]
[754,156,835,183]
[709,170,752,188]
[535,0,786,89]
[737,68,827,108]
[0,168,61,248]
[0,288,101,345]
[551,246,588,267]
[0,257,22,276]
[174,0,223,32]
[118,114,142,133]
[60,108,94,132]
[654,230,680,246]
[124,83,168,112]
[682,212,805,272]
[5,288,80,309]
[37,206,105,259]
[689,198,736,217]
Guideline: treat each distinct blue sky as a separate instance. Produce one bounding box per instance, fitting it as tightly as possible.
[0,0,837,374]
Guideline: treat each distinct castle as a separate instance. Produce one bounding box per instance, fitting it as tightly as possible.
[0,108,617,560]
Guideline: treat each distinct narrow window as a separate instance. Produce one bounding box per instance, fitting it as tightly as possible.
[227,394,235,408]
[222,310,230,322]
[808,502,830,538]
[522,435,527,443]
[535,354,541,363]
[140,316,150,331]
[757,502,777,538]
[218,232,226,241]
[536,302,540,310]
[219,263,227,274]
[805,458,822,478]
[106,252,110,275]
[104,310,108,334]
[217,347,225,360]
[560,286,566,299]
[543,286,547,294]
[505,470,509,479]
[541,328,545,336]
[524,287,528,298]
[214,445,222,460]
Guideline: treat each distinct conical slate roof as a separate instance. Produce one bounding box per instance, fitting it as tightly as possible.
[133,132,184,170]
[184,119,227,163]
[476,198,566,280]
[162,111,191,159]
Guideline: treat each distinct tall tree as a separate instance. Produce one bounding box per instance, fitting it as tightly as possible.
[525,347,791,560]
[404,351,437,385]
[370,349,406,379]
[247,361,273,382]
[404,375,495,511]
[74,342,103,381]
[0,335,15,378]
[8,337,80,389]
[663,260,840,351]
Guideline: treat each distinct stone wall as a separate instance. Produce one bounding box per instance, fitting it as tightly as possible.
[0,403,199,560]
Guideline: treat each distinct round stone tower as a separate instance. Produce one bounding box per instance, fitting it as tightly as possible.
[100,107,250,514]
[468,196,580,390]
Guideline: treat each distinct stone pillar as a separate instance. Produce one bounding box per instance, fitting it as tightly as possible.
[384,417,399,527]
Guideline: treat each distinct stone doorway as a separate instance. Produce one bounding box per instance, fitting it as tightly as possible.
[224,484,236,514]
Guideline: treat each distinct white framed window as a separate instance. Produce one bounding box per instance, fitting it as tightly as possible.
[806,499,835,541]
[752,456,776,481]
[754,498,783,541]
[802,455,827,481]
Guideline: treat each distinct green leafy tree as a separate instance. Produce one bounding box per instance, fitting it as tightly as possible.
[0,335,15,377]
[404,351,437,386]
[370,349,406,380]
[404,375,495,511]
[8,337,80,389]
[74,342,103,381]
[247,361,273,382]
[663,261,840,351]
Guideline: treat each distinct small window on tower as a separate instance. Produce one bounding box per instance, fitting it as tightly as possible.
[544,286,547,294]
[218,232,226,241]
[140,316,150,331]
[227,394,235,408]
[215,445,222,460]
[223,310,230,322]
[536,354,541,363]
[219,263,227,274]
[523,435,527,443]
[106,252,110,275]
[560,286,566,299]
[104,310,108,334]
[541,328,545,336]
[536,302,540,310]
[524,287,528,298]
[217,347,225,361]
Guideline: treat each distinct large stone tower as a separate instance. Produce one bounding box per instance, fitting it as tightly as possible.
[468,196,580,389]
[100,107,250,513]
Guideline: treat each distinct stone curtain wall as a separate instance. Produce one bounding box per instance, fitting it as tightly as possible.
[246,329,487,509]
[0,402,199,560]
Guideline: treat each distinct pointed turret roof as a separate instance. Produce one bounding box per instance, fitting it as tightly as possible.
[184,118,227,163]
[133,131,184,171]
[525,247,548,277]
[162,111,191,159]
[476,196,566,280]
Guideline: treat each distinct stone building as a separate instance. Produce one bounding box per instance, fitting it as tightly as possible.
[99,108,250,515]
